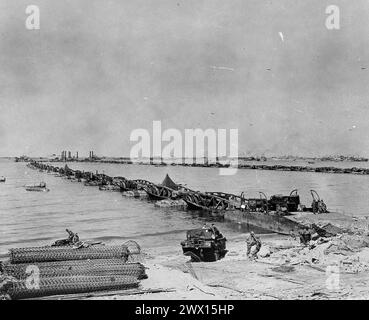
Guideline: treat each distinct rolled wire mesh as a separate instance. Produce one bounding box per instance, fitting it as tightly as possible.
[122,240,144,263]
[4,258,128,271]
[3,261,147,280]
[9,245,129,264]
[6,275,139,299]
[123,240,141,255]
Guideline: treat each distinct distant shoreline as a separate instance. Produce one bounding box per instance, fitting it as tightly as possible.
[13,156,369,176]
[12,154,369,162]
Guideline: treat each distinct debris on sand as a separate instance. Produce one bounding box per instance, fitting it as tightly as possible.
[258,245,271,258]
[267,233,369,273]
[271,265,295,273]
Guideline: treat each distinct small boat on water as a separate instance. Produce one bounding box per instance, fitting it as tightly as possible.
[25,182,49,192]
[84,180,100,186]
[0,176,6,182]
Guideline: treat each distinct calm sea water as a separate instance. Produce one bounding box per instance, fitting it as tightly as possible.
[1,158,369,254]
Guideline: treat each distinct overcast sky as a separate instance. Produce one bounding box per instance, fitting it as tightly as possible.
[1,0,369,157]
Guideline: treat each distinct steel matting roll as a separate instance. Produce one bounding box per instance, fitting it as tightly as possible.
[9,245,129,264]
[7,275,139,299]
[4,261,147,280]
[4,258,129,271]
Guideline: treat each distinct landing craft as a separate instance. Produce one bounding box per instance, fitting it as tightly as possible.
[24,182,49,192]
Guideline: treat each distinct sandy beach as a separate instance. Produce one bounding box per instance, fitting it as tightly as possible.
[3,160,369,300]
[87,233,369,300]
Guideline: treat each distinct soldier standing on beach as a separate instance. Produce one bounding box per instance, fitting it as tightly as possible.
[246,231,262,259]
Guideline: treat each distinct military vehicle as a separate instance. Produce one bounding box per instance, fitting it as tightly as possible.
[181,226,227,262]
[268,189,300,212]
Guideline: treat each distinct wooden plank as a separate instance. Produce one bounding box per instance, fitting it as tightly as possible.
[23,288,176,300]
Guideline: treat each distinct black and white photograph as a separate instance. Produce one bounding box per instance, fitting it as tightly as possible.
[1,0,369,307]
